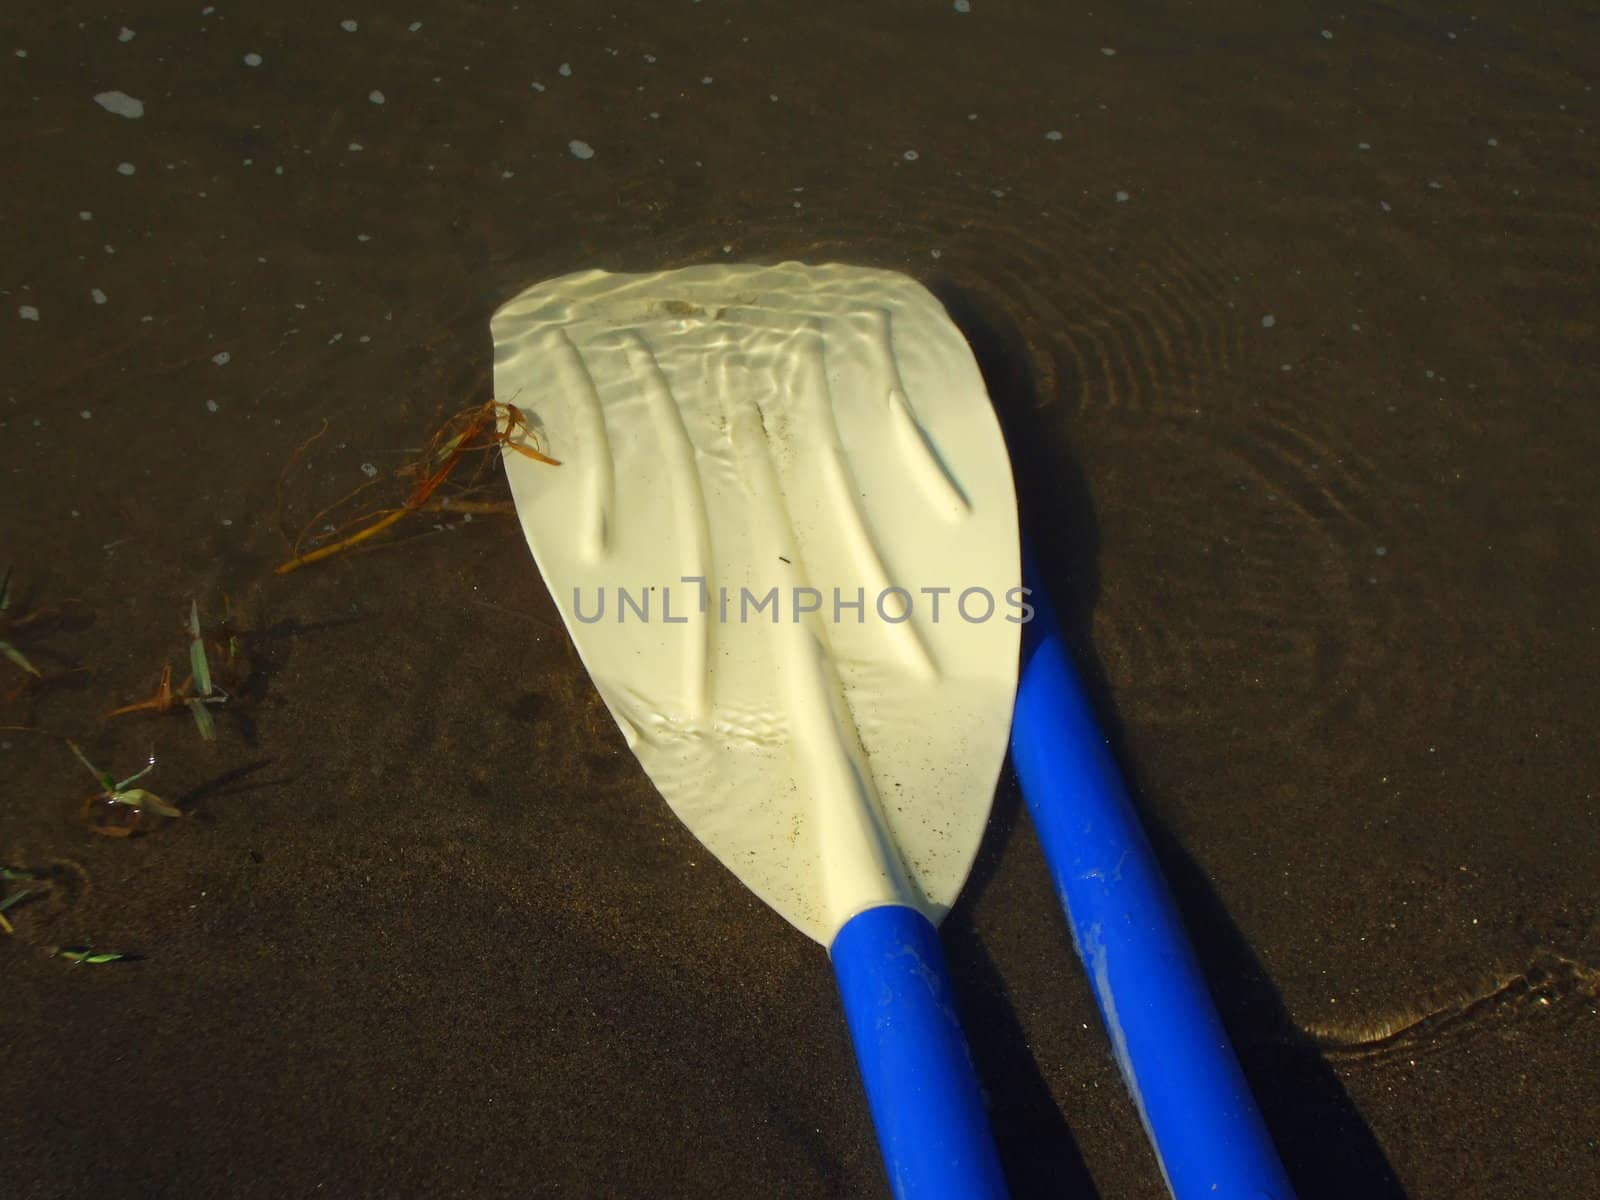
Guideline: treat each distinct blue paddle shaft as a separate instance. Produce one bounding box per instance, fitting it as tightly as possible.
[830,904,1010,1200]
[1011,571,1296,1199]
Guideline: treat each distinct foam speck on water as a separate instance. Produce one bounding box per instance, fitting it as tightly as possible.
[558,62,572,77]
[369,89,385,104]
[1261,314,1276,328]
[1321,29,1334,39]
[94,90,145,119]
[116,162,136,175]
[954,0,971,11]
[701,75,713,84]
[348,142,363,151]
[1101,46,1116,56]
[79,211,92,220]
[903,149,919,161]
[340,19,358,33]
[1045,130,1063,141]
[569,139,595,159]
[18,306,40,321]
[408,22,422,32]
[1114,189,1129,202]
[91,289,107,305]
[531,81,545,91]
[206,398,219,413]
[118,27,135,43]
[212,351,231,366]
[244,52,262,66]
[14,49,27,58]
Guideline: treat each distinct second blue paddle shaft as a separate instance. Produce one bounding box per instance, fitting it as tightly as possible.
[1010,561,1296,1200]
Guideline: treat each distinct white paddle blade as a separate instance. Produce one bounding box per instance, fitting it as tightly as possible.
[492,263,1021,944]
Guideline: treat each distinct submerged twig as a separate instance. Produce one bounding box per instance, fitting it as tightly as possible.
[274,400,558,574]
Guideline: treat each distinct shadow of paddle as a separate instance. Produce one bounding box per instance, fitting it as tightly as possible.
[932,280,1407,1200]
[943,779,1102,1200]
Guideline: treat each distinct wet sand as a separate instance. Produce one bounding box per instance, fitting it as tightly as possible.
[3,3,1596,1197]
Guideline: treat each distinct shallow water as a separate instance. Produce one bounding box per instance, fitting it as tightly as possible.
[2,4,1596,1198]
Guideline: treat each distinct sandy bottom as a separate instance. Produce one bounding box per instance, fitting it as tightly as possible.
[2,2,1596,1197]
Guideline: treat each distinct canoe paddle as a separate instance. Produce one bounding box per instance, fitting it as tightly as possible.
[492,262,1294,1199]
[493,263,1020,1198]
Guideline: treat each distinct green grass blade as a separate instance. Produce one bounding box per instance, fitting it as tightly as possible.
[187,697,217,742]
[53,945,132,964]
[113,788,183,819]
[67,741,112,790]
[1,639,42,678]
[189,600,213,697]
